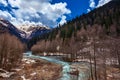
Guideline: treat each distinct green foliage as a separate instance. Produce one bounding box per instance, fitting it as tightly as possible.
[60,29,66,41]
[49,31,56,41]
[66,25,74,38]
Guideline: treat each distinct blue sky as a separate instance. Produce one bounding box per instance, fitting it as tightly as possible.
[51,0,98,20]
[0,0,111,28]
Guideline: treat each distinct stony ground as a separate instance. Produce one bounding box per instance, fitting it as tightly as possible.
[0,58,62,80]
[69,61,120,80]
[102,66,120,80]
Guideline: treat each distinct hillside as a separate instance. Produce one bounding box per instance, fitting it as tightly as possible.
[31,0,120,50]
[0,18,50,49]
[0,18,27,42]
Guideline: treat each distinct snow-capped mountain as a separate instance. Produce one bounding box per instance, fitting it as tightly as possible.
[18,24,50,39]
[0,18,50,42]
[0,18,26,41]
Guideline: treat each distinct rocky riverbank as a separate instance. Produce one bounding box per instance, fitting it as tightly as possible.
[0,58,62,80]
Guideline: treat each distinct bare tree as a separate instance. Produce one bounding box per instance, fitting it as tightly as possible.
[0,33,24,70]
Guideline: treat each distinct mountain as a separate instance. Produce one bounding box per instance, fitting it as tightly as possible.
[48,0,120,39]
[0,18,50,43]
[20,24,51,49]
[18,24,50,39]
[29,27,50,39]
[31,0,120,51]
[0,18,26,42]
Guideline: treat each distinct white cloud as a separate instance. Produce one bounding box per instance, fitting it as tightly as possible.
[8,0,21,7]
[87,9,91,13]
[0,0,7,6]
[87,0,95,13]
[0,0,71,28]
[89,0,95,8]
[0,10,13,20]
[87,0,111,13]
[59,16,67,25]
[96,0,111,7]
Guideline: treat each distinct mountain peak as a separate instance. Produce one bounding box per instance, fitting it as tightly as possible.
[0,18,50,41]
[17,24,50,32]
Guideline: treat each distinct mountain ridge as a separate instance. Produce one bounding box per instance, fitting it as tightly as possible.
[0,18,50,42]
[0,18,27,42]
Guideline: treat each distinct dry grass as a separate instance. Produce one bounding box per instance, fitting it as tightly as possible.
[0,58,62,80]
[89,65,120,80]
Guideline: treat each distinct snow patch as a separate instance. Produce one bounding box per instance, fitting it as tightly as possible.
[12,68,21,72]
[0,69,14,78]
[0,21,8,27]
[21,75,30,80]
[30,72,36,76]
[22,58,35,64]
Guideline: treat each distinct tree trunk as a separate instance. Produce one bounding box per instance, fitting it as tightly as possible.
[93,38,97,80]
[89,54,94,80]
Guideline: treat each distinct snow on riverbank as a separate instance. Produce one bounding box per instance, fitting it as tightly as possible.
[0,57,62,80]
[22,58,36,64]
[0,69,14,78]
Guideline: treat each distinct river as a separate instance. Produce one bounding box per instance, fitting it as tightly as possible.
[24,51,90,80]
